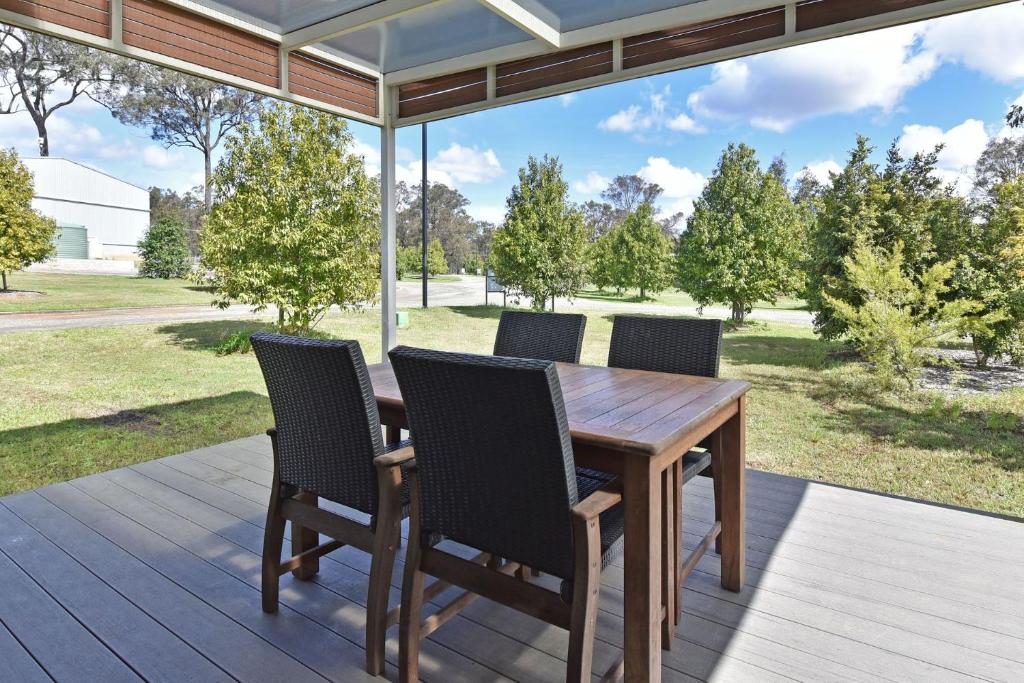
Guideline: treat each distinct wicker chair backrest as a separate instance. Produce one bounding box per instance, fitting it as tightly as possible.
[493,310,587,364]
[389,346,580,580]
[251,333,384,513]
[608,315,723,378]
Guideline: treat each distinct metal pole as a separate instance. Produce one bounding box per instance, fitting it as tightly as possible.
[421,123,428,308]
[380,122,397,360]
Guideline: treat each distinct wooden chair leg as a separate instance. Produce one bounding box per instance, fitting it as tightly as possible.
[366,464,404,675]
[399,469,426,683]
[262,486,286,614]
[291,492,319,580]
[567,512,600,682]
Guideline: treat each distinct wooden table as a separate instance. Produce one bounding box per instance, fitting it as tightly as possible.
[368,361,750,682]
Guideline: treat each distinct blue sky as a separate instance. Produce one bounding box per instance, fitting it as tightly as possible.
[2,3,1023,226]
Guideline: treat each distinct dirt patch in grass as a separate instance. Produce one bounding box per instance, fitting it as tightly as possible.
[919,349,1024,396]
[99,409,163,433]
[0,290,44,301]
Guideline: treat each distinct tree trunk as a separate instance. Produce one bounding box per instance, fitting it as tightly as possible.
[640,286,646,300]
[731,302,746,325]
[34,118,49,157]
[1,271,7,291]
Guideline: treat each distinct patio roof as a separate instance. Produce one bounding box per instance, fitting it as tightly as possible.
[0,0,1013,127]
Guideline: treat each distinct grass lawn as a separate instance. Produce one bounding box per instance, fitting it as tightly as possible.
[577,287,807,311]
[0,272,215,313]
[2,306,1021,517]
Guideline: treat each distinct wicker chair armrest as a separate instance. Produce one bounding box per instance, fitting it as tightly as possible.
[374,446,415,469]
[266,427,277,438]
[571,479,622,521]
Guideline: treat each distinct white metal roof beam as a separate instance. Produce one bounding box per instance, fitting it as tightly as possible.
[477,0,560,47]
[282,0,452,50]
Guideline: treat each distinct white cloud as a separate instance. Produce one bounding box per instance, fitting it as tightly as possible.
[467,205,505,225]
[637,157,706,218]
[141,145,185,169]
[558,93,577,107]
[919,4,1024,83]
[572,171,611,195]
[898,118,989,170]
[431,143,503,184]
[599,87,706,136]
[798,160,842,185]
[599,104,647,133]
[687,26,937,132]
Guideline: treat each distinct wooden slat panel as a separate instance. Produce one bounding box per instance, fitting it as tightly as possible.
[287,53,378,117]
[122,0,278,87]
[623,7,786,70]
[495,42,613,98]
[398,68,487,118]
[0,0,110,37]
[796,0,942,31]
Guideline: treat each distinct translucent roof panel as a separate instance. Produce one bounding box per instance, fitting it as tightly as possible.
[203,0,381,34]
[532,0,705,32]
[323,0,533,72]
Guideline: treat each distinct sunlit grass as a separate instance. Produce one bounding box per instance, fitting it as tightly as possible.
[1,306,1021,516]
[0,272,215,312]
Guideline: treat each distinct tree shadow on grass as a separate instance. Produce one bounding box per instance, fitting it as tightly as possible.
[0,391,270,497]
[156,319,275,351]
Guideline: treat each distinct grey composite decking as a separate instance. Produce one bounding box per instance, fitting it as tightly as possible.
[1,435,1022,682]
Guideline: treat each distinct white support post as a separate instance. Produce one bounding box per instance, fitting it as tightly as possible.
[380,119,398,361]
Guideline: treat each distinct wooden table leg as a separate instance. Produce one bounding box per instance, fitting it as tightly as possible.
[720,396,746,592]
[385,425,402,445]
[660,465,675,648]
[624,455,662,682]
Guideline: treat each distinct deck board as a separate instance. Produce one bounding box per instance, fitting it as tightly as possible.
[2,435,1022,682]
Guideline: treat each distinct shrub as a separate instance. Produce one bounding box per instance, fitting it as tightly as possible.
[0,148,56,291]
[138,217,190,279]
[823,241,986,390]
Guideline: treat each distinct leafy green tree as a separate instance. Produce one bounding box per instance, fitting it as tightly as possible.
[200,104,378,333]
[149,186,204,256]
[396,181,477,272]
[0,148,55,291]
[491,155,589,310]
[824,241,984,390]
[463,253,483,274]
[972,137,1024,199]
[396,241,448,278]
[609,203,672,300]
[138,217,190,279]
[397,245,419,280]
[101,66,262,210]
[676,143,803,323]
[587,232,619,293]
[426,239,448,275]
[807,137,948,339]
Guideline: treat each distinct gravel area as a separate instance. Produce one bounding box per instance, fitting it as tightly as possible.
[918,348,1024,395]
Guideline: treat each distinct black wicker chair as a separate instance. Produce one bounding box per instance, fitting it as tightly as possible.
[250,333,412,676]
[389,346,625,682]
[493,310,587,363]
[605,315,725,630]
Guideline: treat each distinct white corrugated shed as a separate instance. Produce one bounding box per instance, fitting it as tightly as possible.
[21,157,150,258]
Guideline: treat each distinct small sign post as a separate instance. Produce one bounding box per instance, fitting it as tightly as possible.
[485,269,506,307]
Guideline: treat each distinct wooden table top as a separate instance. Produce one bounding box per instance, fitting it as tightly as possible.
[367,362,750,458]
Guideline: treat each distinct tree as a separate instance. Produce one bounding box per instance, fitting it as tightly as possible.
[200,104,379,333]
[0,148,55,290]
[138,217,190,279]
[581,200,617,240]
[149,186,205,256]
[396,181,477,272]
[806,136,948,339]
[608,203,672,299]
[824,241,984,389]
[491,155,589,310]
[601,175,663,219]
[587,233,619,293]
[676,143,804,323]
[973,137,1024,199]
[101,66,262,210]
[1,25,121,155]
[1008,104,1024,130]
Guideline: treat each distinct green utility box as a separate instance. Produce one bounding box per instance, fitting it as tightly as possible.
[396,311,410,329]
